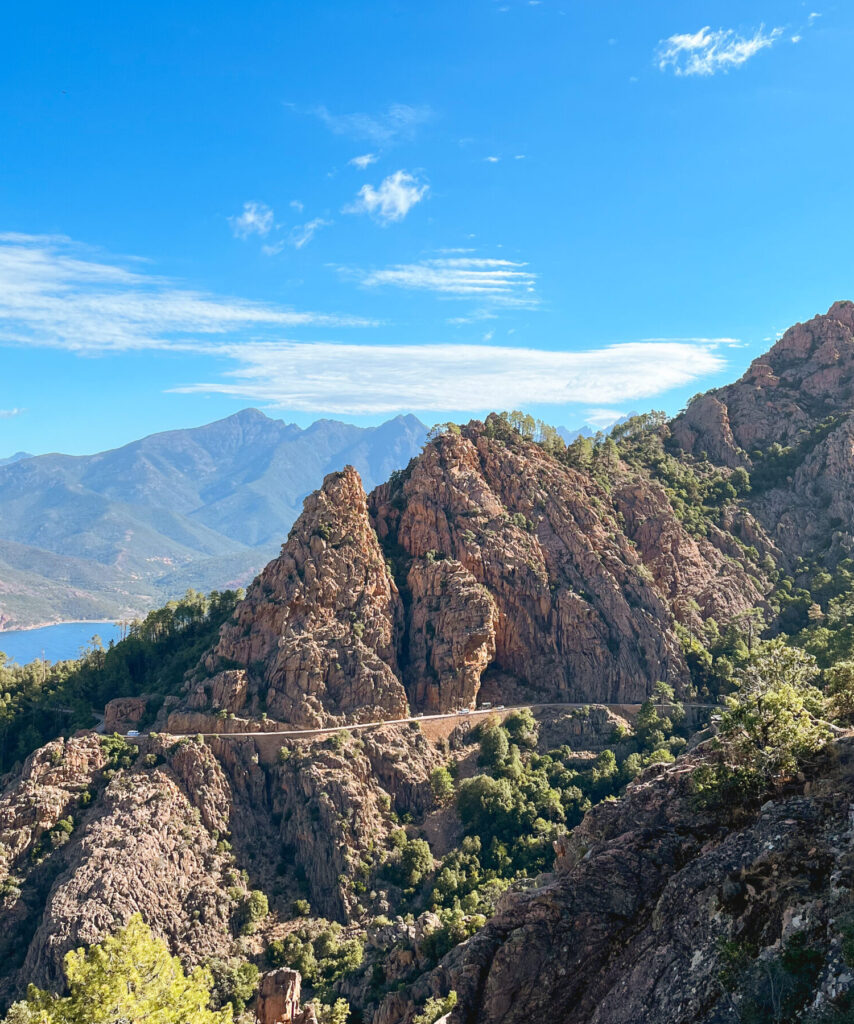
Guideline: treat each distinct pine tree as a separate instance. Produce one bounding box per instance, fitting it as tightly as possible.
[4,915,232,1024]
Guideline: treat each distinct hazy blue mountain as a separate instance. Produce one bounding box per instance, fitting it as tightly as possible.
[558,412,638,445]
[0,451,32,467]
[0,410,427,628]
[557,425,596,445]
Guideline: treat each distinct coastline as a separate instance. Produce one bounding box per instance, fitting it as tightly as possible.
[0,618,124,634]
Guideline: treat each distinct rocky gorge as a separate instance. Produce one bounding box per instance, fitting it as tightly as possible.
[3,303,854,1023]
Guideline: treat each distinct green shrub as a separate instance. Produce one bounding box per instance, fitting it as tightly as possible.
[239,890,269,933]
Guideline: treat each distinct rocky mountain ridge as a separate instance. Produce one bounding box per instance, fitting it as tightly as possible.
[0,410,427,630]
[673,299,854,564]
[4,302,854,1023]
[185,415,767,729]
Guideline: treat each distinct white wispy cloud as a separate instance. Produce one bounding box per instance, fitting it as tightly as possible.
[485,156,500,163]
[0,408,24,418]
[344,170,428,224]
[289,218,332,250]
[173,339,727,414]
[639,335,742,346]
[447,309,498,325]
[657,24,783,76]
[349,153,378,169]
[0,233,371,352]
[585,408,626,427]
[314,103,431,144]
[361,257,537,306]
[228,201,274,238]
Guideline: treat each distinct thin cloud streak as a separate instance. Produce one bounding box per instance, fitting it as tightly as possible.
[362,257,538,306]
[0,234,373,352]
[313,103,431,144]
[289,218,332,249]
[173,339,727,414]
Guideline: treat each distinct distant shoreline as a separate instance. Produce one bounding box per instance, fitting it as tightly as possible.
[0,618,123,634]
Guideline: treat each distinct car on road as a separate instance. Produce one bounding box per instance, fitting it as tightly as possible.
[126,730,140,737]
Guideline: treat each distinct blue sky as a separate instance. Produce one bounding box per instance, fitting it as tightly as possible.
[0,1,852,455]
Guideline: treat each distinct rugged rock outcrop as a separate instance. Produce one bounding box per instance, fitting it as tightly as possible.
[103,696,149,733]
[371,427,695,704]
[672,300,854,562]
[201,467,409,728]
[0,724,442,1004]
[270,725,442,921]
[177,407,771,728]
[376,737,854,1024]
[406,559,498,711]
[185,670,248,714]
[611,478,765,625]
[0,735,246,1002]
[255,969,317,1024]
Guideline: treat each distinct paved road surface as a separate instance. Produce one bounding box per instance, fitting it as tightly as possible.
[123,701,718,741]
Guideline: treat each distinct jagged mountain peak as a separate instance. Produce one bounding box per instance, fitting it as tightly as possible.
[180,415,766,730]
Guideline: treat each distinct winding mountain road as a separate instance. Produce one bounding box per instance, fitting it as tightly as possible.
[124,701,718,741]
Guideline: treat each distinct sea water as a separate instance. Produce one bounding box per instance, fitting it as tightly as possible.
[0,621,124,665]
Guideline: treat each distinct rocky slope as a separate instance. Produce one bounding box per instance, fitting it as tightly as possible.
[0,722,442,1007]
[376,736,854,1024]
[672,300,854,563]
[5,304,854,1022]
[187,422,765,728]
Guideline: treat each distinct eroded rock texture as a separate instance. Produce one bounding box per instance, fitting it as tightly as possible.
[0,736,243,1003]
[376,738,854,1024]
[0,723,443,1003]
[203,466,409,727]
[179,410,769,726]
[373,427,704,704]
[672,300,854,561]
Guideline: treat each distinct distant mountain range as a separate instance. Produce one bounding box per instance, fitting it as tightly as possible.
[557,413,636,446]
[0,452,32,468]
[0,410,427,629]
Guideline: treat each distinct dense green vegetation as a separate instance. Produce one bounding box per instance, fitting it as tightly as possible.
[368,699,689,966]
[1,915,233,1023]
[0,589,242,773]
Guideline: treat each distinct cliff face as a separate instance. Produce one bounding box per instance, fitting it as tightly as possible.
[0,723,441,1003]
[204,467,409,728]
[187,421,765,727]
[377,737,854,1024]
[371,428,690,705]
[0,735,242,1001]
[672,300,854,561]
